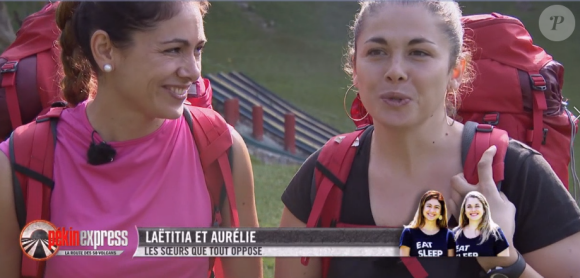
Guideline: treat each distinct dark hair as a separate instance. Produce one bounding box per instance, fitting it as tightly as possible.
[343,0,475,116]
[55,1,210,107]
[406,190,449,229]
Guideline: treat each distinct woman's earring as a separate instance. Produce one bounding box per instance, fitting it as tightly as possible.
[103,64,112,72]
[343,84,368,121]
[438,215,443,220]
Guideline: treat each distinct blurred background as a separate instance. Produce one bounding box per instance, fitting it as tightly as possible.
[1,1,578,276]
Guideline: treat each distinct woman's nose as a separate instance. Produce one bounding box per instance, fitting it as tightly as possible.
[177,55,201,82]
[384,56,408,84]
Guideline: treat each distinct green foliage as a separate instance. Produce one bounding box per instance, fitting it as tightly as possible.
[5,1,46,30]
[253,162,300,277]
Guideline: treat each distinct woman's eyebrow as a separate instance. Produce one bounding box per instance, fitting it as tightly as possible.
[408,37,435,46]
[160,38,190,46]
[364,37,435,46]
[159,38,208,46]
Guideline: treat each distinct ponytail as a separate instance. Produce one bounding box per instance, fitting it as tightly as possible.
[54,1,209,107]
[56,2,95,107]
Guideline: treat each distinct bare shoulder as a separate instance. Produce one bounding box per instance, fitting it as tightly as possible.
[218,125,262,277]
[228,125,254,192]
[225,124,257,222]
[229,125,246,150]
[0,150,15,212]
[0,151,21,277]
[0,150,12,186]
[228,125,252,170]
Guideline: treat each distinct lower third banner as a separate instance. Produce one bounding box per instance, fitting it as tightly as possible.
[133,228,403,257]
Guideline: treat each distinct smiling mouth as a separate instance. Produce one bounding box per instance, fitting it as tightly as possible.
[163,85,191,100]
[166,86,188,97]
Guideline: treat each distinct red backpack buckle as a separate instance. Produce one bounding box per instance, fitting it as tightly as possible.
[482,112,500,125]
[529,74,547,91]
[1,61,18,73]
[475,124,494,133]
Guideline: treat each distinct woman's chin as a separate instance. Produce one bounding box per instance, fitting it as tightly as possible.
[468,216,482,222]
[155,101,186,119]
[373,114,419,129]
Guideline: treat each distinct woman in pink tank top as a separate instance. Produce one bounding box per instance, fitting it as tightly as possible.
[0,2,262,278]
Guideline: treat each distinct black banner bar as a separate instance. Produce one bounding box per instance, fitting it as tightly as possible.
[137,228,403,247]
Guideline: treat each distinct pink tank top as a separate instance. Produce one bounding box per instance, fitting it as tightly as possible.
[0,101,212,277]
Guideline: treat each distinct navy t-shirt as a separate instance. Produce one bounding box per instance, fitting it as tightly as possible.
[400,227,456,257]
[281,128,580,278]
[454,228,509,257]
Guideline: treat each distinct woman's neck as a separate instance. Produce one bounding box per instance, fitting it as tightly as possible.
[467,220,481,231]
[422,220,439,231]
[371,114,461,174]
[86,90,166,142]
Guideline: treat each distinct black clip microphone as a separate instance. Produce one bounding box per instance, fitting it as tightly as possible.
[87,130,117,165]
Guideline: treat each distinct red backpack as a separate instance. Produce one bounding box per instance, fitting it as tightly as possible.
[459,13,578,189]
[349,12,578,189]
[5,3,230,277]
[188,77,215,110]
[0,2,62,141]
[9,104,238,278]
[0,1,216,141]
[309,12,578,278]
[303,122,508,278]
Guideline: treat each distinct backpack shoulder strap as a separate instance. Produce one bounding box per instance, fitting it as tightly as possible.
[182,106,237,278]
[2,59,23,129]
[303,122,509,278]
[301,127,370,274]
[1,1,60,131]
[307,127,368,228]
[461,121,509,188]
[183,106,238,227]
[11,106,64,278]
